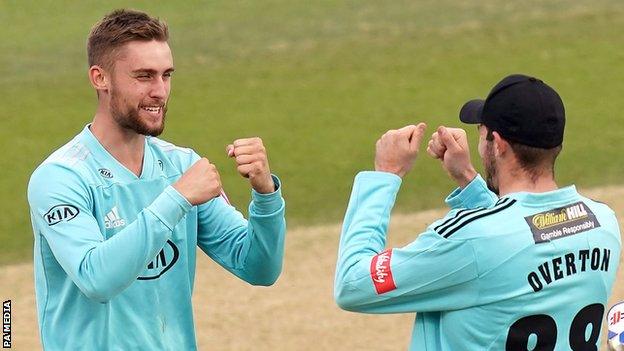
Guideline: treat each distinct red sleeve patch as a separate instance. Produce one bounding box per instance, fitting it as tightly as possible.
[370,249,397,294]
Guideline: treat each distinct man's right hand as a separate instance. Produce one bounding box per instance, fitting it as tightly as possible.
[375,123,427,178]
[426,126,477,188]
[173,158,222,205]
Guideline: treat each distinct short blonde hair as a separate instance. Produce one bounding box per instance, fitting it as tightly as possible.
[87,9,169,70]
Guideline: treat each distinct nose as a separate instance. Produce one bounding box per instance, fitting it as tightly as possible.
[149,76,168,100]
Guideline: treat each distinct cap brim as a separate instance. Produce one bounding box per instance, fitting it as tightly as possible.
[459,99,485,124]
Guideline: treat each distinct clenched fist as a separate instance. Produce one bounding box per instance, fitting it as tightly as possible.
[173,158,222,205]
[226,137,275,194]
[375,123,427,178]
[426,126,477,188]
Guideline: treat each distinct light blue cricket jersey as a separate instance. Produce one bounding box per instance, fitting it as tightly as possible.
[335,171,620,350]
[27,125,286,350]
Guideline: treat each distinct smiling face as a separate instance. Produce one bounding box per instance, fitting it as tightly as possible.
[106,40,174,136]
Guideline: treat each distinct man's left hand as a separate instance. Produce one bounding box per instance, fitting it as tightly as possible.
[227,137,275,194]
[426,126,477,188]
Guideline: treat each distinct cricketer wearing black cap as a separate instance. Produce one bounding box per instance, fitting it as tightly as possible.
[459,74,566,194]
[334,73,620,350]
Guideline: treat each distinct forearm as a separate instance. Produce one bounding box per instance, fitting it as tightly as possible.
[335,171,400,289]
[334,172,480,313]
[239,197,286,285]
[198,175,286,286]
[52,186,191,302]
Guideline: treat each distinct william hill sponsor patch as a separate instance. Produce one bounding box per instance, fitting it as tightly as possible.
[525,201,600,244]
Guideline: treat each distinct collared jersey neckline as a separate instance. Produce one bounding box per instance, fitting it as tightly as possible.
[80,124,155,182]
[501,185,579,207]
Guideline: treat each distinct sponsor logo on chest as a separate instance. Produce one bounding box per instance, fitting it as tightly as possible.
[98,168,113,179]
[138,240,180,280]
[104,206,126,229]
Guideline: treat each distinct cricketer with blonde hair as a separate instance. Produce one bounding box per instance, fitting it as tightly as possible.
[28,9,286,350]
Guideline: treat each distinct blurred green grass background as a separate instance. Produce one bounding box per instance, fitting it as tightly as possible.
[1,0,623,265]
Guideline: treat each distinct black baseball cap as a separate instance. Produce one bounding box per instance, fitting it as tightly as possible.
[459,74,565,148]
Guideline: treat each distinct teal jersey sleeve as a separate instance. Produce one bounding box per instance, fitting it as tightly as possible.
[444,174,498,210]
[335,171,482,313]
[28,162,191,303]
[196,173,286,286]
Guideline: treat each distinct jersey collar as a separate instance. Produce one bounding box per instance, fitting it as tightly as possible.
[501,185,579,206]
[80,124,155,182]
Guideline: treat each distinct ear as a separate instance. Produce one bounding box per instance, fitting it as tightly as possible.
[88,65,109,93]
[492,131,509,157]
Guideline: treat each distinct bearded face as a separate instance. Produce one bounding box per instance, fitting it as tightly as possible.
[483,140,499,195]
[109,85,167,137]
[104,40,174,137]
[477,125,499,195]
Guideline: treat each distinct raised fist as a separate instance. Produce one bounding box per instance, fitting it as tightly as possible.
[173,158,222,205]
[227,137,275,194]
[426,126,477,188]
[374,123,427,178]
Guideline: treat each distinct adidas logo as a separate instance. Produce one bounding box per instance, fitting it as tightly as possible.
[105,206,126,229]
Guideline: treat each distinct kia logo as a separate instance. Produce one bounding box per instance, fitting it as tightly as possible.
[98,168,113,178]
[137,240,179,280]
[44,204,80,226]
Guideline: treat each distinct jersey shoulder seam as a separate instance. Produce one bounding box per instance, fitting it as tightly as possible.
[148,137,194,154]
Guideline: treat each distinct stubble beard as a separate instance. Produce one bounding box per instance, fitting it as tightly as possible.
[109,88,167,137]
[484,142,499,195]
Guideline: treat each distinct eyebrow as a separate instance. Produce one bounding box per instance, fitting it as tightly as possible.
[131,68,175,75]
